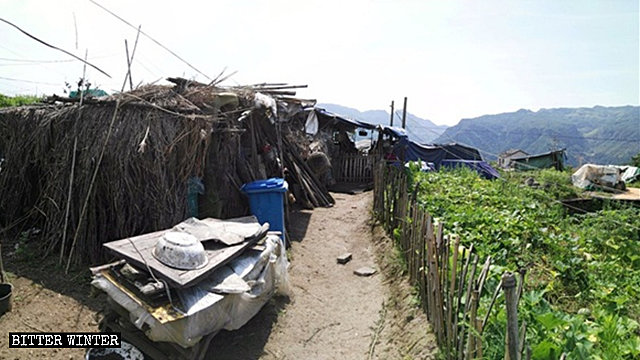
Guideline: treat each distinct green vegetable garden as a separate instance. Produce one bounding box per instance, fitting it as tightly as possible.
[407,166,640,359]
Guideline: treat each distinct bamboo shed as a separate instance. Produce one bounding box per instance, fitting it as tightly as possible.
[0,78,334,266]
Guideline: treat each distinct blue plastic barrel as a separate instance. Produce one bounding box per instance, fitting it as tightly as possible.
[241,178,288,242]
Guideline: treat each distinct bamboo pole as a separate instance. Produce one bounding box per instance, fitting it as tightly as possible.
[435,222,446,344]
[420,211,428,315]
[482,279,503,332]
[66,100,121,272]
[433,223,445,344]
[503,272,519,360]
[453,246,468,359]
[518,320,527,358]
[124,39,133,91]
[465,290,479,360]
[475,317,483,359]
[425,215,434,321]
[517,269,526,303]
[447,235,460,358]
[442,233,450,349]
[458,254,478,360]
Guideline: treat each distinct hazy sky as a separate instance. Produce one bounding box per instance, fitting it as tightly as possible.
[1,0,638,125]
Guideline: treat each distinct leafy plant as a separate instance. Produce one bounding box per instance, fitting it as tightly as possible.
[408,166,640,358]
[0,93,41,108]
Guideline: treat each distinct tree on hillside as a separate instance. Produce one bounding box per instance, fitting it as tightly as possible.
[0,94,41,108]
[632,152,640,167]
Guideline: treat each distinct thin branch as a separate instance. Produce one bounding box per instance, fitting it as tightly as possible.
[122,40,133,92]
[0,17,111,78]
[121,25,142,92]
[66,100,121,273]
[89,0,210,80]
[72,12,78,50]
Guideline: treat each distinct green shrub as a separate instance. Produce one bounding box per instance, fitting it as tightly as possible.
[0,94,41,108]
[409,167,640,358]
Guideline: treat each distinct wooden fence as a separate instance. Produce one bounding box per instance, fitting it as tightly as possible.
[373,163,529,360]
[332,153,372,183]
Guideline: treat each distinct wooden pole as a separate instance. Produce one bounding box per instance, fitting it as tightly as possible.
[124,40,133,91]
[66,100,121,273]
[121,25,142,92]
[390,100,395,127]
[59,49,88,264]
[402,96,407,129]
[465,290,479,360]
[447,235,460,358]
[503,272,519,360]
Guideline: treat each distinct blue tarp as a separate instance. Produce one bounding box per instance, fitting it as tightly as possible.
[381,127,499,179]
[313,108,378,130]
[379,125,408,139]
[399,140,482,165]
[309,107,500,179]
[441,160,501,179]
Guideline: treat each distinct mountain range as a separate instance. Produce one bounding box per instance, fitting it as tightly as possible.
[434,106,639,166]
[317,103,448,143]
[319,103,639,166]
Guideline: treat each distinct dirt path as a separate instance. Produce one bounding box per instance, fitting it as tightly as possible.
[1,191,437,359]
[209,192,387,359]
[209,191,437,359]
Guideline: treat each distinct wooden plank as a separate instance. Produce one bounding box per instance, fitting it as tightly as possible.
[104,231,260,289]
[448,235,461,358]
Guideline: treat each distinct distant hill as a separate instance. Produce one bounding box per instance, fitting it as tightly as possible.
[317,103,448,143]
[434,106,640,166]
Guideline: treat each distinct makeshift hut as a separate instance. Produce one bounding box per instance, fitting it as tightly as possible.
[511,149,566,171]
[0,78,334,266]
[297,108,378,185]
[498,149,528,169]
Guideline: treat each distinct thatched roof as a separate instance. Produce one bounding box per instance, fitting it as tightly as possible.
[0,79,329,268]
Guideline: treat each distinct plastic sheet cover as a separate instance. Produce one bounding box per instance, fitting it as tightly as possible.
[571,164,632,190]
[92,235,290,348]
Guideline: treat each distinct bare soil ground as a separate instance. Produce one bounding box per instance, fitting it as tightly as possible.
[0,191,436,359]
[209,192,437,359]
[0,248,103,359]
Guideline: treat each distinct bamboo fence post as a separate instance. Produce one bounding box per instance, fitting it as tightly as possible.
[419,211,428,315]
[482,279,502,332]
[476,256,492,298]
[408,203,414,272]
[458,254,478,360]
[475,317,483,359]
[410,204,417,283]
[453,246,468,359]
[372,163,529,360]
[433,223,445,344]
[390,171,397,229]
[447,235,460,358]
[436,223,446,344]
[465,289,479,360]
[503,272,519,360]
[425,215,434,322]
[517,268,526,303]
[441,233,450,347]
[518,320,527,358]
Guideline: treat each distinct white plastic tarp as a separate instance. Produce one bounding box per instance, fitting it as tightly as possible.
[571,164,634,190]
[91,235,290,348]
[254,93,278,121]
[305,110,319,135]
